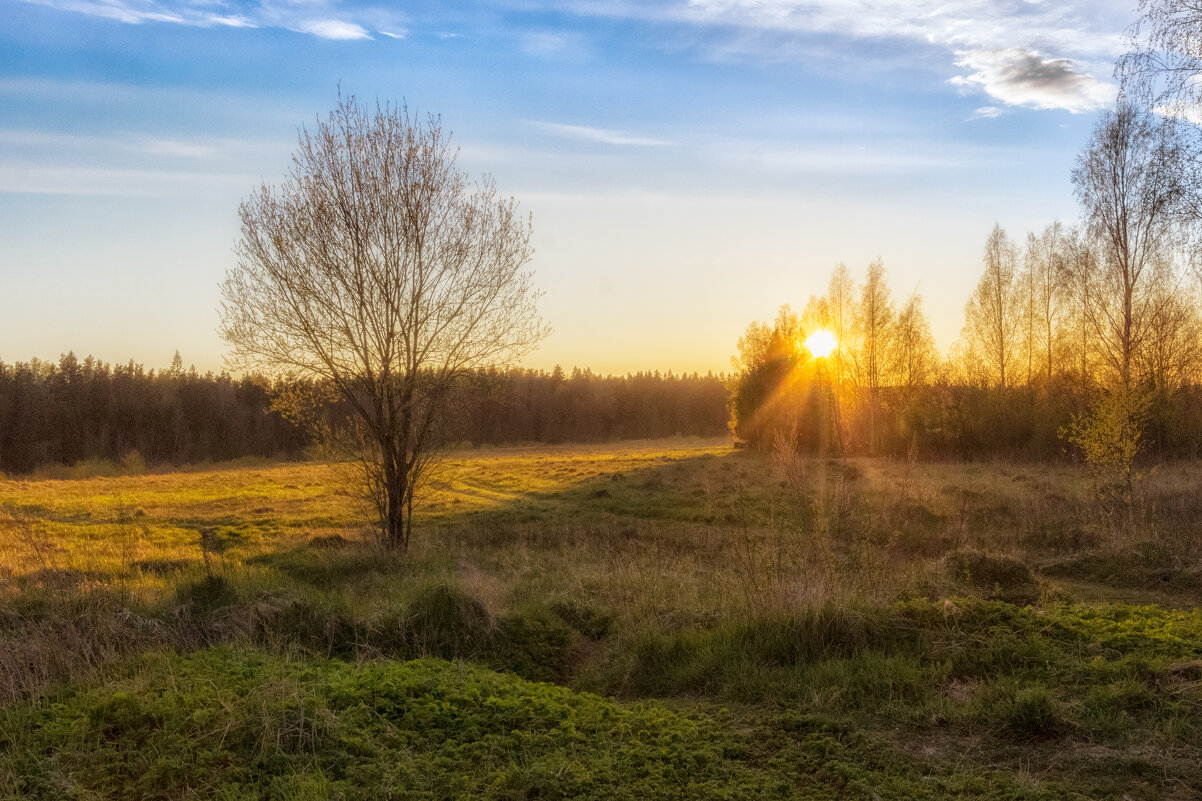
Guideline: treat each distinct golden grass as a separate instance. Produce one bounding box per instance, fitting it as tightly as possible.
[4,440,1202,798]
[3,437,1200,619]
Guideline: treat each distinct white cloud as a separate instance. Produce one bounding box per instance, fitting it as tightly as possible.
[206,15,256,28]
[531,121,675,147]
[19,0,186,24]
[0,163,248,196]
[569,0,1132,113]
[970,106,1004,120]
[1154,104,1202,126]
[675,0,1127,55]
[379,30,406,39]
[293,19,371,40]
[950,48,1113,113]
[709,139,972,175]
[0,128,277,163]
[15,0,389,41]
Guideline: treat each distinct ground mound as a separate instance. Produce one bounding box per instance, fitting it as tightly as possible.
[0,647,788,800]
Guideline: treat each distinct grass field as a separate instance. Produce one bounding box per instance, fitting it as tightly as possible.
[3,438,1202,799]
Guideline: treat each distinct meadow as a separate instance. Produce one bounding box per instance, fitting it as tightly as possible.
[2,438,1202,799]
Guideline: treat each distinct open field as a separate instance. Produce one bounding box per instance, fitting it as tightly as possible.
[3,438,1202,799]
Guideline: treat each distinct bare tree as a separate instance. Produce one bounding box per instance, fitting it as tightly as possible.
[1024,222,1069,387]
[1118,0,1202,278]
[826,262,857,390]
[852,259,894,452]
[1063,228,1101,384]
[1119,0,1202,115]
[220,94,548,550]
[1017,245,1037,388]
[963,224,1021,389]
[894,291,937,389]
[1073,101,1187,389]
[1139,256,1202,392]
[800,293,832,341]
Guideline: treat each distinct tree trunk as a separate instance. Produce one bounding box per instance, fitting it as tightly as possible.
[382,456,410,551]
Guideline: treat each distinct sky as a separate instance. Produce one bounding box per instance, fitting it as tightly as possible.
[0,0,1139,376]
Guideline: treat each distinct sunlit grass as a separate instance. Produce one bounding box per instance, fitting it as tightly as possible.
[3,439,1202,797]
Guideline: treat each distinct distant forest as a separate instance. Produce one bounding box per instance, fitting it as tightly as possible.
[0,353,728,474]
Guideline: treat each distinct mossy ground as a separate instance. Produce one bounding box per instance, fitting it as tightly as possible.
[0,647,1105,800]
[2,439,1202,798]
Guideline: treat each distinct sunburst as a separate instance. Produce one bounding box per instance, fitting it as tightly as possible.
[804,329,837,359]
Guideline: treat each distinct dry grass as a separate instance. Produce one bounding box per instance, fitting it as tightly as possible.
[4,439,1202,798]
[4,437,1201,629]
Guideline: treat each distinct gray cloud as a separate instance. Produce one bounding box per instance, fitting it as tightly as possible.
[950,49,1113,113]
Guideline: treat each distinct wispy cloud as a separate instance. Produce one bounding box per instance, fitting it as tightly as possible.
[0,129,269,198]
[970,106,1004,120]
[293,19,371,40]
[708,139,975,175]
[15,0,398,40]
[0,163,249,196]
[20,0,185,24]
[531,121,675,147]
[565,0,1129,113]
[0,128,260,156]
[520,30,583,59]
[207,14,256,29]
[143,138,218,158]
[1153,104,1202,126]
[671,0,1126,57]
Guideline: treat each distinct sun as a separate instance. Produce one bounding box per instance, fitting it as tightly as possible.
[804,329,837,359]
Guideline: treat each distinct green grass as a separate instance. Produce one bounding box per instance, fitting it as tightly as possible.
[3,439,1202,798]
[0,646,1100,800]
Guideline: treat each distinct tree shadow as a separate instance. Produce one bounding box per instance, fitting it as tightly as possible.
[244,446,760,590]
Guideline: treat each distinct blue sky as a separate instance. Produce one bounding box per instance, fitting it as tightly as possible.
[0,0,1137,374]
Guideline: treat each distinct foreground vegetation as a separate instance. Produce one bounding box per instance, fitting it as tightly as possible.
[2,439,1201,798]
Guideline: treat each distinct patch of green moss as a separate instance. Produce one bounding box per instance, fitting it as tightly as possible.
[0,647,1091,800]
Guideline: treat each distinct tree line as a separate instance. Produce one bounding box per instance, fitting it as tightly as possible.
[731,113,1202,460]
[728,247,1202,460]
[0,354,728,475]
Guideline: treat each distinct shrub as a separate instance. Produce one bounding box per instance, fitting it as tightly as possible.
[174,575,237,614]
[492,608,577,682]
[991,684,1071,739]
[551,599,614,640]
[404,583,494,659]
[941,550,1039,605]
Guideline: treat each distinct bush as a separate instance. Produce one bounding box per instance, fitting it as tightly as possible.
[492,608,577,682]
[941,550,1039,605]
[404,583,494,659]
[991,684,1071,739]
[174,575,237,614]
[551,599,614,640]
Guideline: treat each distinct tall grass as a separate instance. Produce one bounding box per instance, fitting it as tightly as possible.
[3,440,1202,795]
